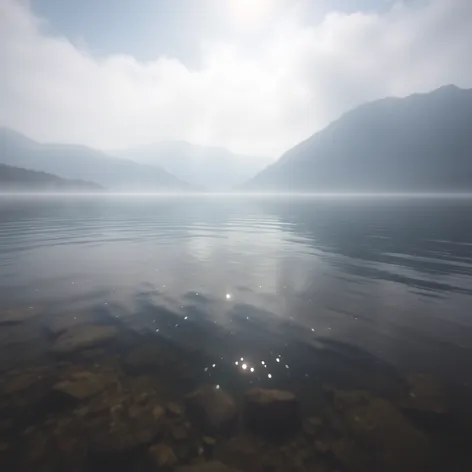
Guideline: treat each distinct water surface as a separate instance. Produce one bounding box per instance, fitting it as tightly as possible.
[1,195,472,470]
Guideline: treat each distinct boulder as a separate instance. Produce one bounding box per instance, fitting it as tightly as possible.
[51,324,118,354]
[243,388,301,437]
[53,371,112,401]
[185,385,237,434]
[87,395,166,459]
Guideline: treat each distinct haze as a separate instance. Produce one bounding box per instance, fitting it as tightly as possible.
[1,0,471,159]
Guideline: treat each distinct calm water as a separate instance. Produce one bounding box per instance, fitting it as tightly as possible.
[1,196,472,469]
[1,197,472,384]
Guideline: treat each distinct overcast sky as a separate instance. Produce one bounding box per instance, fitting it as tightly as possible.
[1,0,471,159]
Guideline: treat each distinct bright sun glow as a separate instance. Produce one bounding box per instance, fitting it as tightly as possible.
[228,0,274,26]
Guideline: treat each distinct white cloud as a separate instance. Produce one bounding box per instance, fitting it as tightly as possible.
[1,0,471,158]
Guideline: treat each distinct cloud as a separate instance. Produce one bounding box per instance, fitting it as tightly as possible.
[1,0,471,157]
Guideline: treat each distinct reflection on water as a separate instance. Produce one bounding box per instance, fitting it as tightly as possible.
[0,196,472,471]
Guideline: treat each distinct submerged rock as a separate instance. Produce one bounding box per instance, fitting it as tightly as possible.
[185,385,237,434]
[400,373,450,428]
[0,367,56,409]
[0,306,41,325]
[167,401,184,417]
[244,388,301,437]
[53,371,113,401]
[149,443,178,468]
[331,389,431,472]
[87,393,166,459]
[45,312,98,335]
[405,374,447,412]
[51,324,118,354]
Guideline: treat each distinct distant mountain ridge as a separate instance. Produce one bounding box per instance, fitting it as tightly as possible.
[115,141,272,190]
[0,128,194,192]
[246,85,472,192]
[0,163,103,191]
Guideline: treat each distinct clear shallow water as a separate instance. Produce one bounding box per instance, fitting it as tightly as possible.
[1,195,472,470]
[1,196,472,374]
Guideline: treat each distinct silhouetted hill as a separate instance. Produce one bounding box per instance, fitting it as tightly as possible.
[0,163,103,191]
[246,85,472,192]
[0,129,194,192]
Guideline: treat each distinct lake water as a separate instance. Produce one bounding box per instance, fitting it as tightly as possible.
[1,195,472,471]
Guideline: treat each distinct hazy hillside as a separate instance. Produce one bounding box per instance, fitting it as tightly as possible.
[115,141,272,190]
[0,128,194,192]
[246,85,472,192]
[0,163,103,191]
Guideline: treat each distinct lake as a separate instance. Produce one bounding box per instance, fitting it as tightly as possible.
[1,195,472,471]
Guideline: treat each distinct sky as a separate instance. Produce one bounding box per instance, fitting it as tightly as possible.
[1,0,471,159]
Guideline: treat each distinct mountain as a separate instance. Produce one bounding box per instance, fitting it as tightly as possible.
[246,85,472,192]
[0,128,193,192]
[0,163,103,192]
[114,141,272,190]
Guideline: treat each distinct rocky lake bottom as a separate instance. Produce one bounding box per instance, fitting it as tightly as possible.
[0,305,470,472]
